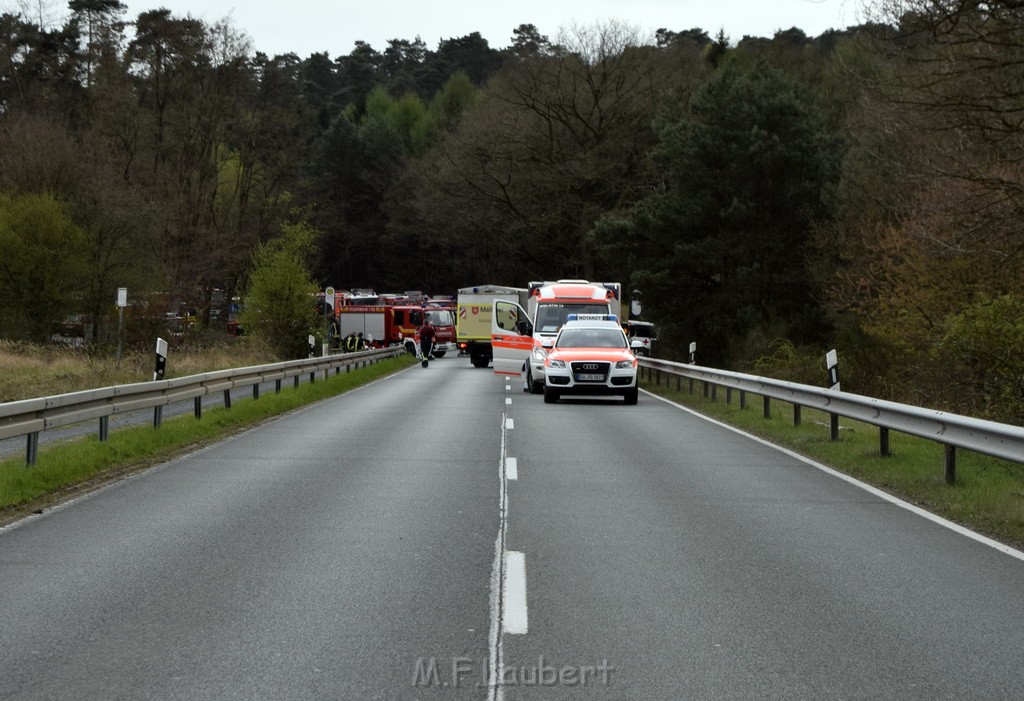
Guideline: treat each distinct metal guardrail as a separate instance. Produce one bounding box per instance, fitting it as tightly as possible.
[0,347,405,466]
[639,357,1024,484]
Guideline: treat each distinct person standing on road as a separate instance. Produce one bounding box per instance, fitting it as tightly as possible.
[418,318,436,368]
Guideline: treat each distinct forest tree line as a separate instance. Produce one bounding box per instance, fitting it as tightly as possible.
[1,0,1023,421]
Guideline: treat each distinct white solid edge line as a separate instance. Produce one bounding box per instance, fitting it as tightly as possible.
[505,418,514,430]
[642,389,1024,564]
[506,457,518,481]
[503,551,528,634]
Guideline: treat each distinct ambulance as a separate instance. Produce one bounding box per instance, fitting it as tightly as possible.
[490,279,621,392]
[456,285,529,368]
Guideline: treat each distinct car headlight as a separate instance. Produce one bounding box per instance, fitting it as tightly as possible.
[547,359,566,369]
[615,359,636,369]
[532,347,547,361]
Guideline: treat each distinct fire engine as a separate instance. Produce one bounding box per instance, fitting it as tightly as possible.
[336,304,456,355]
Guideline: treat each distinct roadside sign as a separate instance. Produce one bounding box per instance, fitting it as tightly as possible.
[826,349,840,390]
[325,286,335,309]
[154,338,168,381]
[117,287,127,308]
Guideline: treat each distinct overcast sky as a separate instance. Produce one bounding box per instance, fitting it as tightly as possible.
[113,0,861,59]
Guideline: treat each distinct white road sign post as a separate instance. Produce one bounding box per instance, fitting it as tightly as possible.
[323,286,335,356]
[826,348,840,441]
[153,337,169,428]
[116,287,127,366]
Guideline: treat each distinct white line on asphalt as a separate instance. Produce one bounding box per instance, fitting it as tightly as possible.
[643,390,1024,563]
[505,397,512,405]
[506,457,518,480]
[503,551,528,634]
[506,418,514,430]
[506,385,511,391]
[488,414,511,701]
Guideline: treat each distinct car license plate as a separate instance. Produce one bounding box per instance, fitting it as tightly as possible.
[577,373,603,381]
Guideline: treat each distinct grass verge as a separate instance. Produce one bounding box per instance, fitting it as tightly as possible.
[0,354,418,524]
[642,377,1024,550]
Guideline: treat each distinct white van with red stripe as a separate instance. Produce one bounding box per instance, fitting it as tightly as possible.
[490,280,621,387]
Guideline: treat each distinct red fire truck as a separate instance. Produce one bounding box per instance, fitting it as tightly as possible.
[336,304,456,356]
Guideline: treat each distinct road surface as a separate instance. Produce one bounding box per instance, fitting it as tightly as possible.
[1,358,1022,699]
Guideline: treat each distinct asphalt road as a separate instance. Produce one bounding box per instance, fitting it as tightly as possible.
[1,357,1022,699]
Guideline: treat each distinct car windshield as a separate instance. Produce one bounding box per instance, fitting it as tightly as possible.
[426,310,454,326]
[556,328,627,349]
[534,303,609,333]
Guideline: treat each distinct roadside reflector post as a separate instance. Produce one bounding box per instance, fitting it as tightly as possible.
[99,416,109,441]
[945,445,956,484]
[689,341,696,365]
[153,337,168,382]
[153,405,163,429]
[116,287,127,367]
[826,349,840,443]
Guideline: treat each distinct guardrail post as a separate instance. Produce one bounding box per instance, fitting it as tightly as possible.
[223,389,232,409]
[726,387,732,404]
[880,427,890,457]
[153,406,163,428]
[689,378,694,394]
[740,390,746,409]
[194,397,202,419]
[656,369,662,386]
[793,405,801,426]
[323,368,329,381]
[26,431,39,465]
[99,416,109,442]
[763,396,771,419]
[294,376,300,388]
[945,445,956,484]
[711,384,717,401]
[310,371,316,384]
[275,379,282,394]
[830,414,839,441]
[703,381,709,398]
[676,375,681,391]
[253,383,260,400]
[346,364,351,373]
